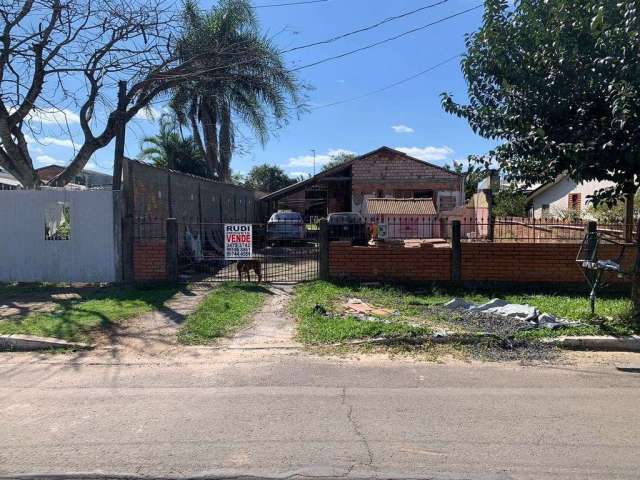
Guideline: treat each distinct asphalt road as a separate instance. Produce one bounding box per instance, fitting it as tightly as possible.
[1,350,640,480]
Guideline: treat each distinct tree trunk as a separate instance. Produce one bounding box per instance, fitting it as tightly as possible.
[199,103,219,179]
[218,101,233,182]
[624,189,636,242]
[632,218,640,320]
[189,110,206,166]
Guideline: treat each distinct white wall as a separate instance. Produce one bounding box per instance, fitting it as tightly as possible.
[529,178,615,219]
[0,190,120,283]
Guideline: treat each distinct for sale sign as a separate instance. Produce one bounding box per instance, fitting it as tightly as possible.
[224,224,253,260]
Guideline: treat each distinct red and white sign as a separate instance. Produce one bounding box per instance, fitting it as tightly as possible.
[225,224,252,260]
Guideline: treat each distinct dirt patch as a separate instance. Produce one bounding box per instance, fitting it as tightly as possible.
[223,284,299,350]
[92,285,212,354]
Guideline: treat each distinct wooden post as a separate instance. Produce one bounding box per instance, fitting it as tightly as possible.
[112,80,127,191]
[624,192,635,243]
[166,218,178,282]
[451,220,462,282]
[632,218,640,318]
[319,219,329,281]
[485,189,494,241]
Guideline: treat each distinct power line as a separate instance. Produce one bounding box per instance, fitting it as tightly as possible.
[312,53,462,110]
[292,4,482,71]
[283,0,449,53]
[253,0,330,8]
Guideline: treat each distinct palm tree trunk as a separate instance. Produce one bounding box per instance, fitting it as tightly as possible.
[218,101,233,182]
[189,110,206,165]
[200,103,219,178]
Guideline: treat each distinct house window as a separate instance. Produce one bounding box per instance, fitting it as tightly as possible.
[568,193,582,212]
[541,204,551,217]
[376,189,384,198]
[413,190,433,199]
[45,202,71,241]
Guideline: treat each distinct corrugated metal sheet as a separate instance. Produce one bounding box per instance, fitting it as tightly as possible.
[365,198,437,215]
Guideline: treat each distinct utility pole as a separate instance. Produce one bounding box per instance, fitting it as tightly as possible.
[311,149,316,176]
[112,80,127,190]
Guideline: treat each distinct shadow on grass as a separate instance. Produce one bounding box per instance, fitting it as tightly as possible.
[0,284,185,343]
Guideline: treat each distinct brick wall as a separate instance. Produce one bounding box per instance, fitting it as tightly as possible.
[461,242,633,284]
[329,240,451,282]
[133,240,167,281]
[329,240,633,285]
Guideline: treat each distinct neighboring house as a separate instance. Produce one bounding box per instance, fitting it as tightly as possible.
[261,146,464,220]
[527,175,615,219]
[0,167,21,190]
[0,164,112,190]
[36,165,113,189]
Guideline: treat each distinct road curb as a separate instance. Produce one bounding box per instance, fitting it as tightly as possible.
[541,335,640,352]
[0,334,94,352]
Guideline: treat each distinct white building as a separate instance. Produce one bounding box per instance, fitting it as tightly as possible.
[527,175,615,219]
[0,167,21,190]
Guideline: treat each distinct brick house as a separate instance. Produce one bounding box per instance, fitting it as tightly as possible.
[261,146,464,220]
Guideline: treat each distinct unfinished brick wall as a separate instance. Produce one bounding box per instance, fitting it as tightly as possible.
[133,240,167,281]
[329,240,633,285]
[329,240,452,282]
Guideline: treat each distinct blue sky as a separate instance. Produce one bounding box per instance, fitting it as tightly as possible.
[28,0,497,178]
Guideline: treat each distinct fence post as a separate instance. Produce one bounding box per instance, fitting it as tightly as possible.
[451,220,462,283]
[166,218,178,282]
[319,219,329,281]
[122,215,134,283]
[585,220,597,236]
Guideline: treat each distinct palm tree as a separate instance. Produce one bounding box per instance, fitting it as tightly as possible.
[139,114,209,177]
[172,0,302,182]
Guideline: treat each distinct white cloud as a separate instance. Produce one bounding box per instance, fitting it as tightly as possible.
[41,137,77,149]
[394,146,454,162]
[391,125,415,134]
[35,154,59,165]
[135,106,162,121]
[287,148,356,168]
[289,171,311,179]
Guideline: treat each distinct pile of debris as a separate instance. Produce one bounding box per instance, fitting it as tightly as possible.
[443,298,581,335]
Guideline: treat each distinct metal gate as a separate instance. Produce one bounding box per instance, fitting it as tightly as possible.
[176,222,320,282]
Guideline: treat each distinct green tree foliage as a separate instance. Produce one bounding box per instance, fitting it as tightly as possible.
[492,187,528,218]
[441,0,640,208]
[139,115,209,177]
[243,164,297,193]
[586,193,640,224]
[172,0,303,182]
[445,159,488,200]
[321,152,358,172]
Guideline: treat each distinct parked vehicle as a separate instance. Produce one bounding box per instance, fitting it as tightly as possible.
[327,212,368,245]
[267,211,305,244]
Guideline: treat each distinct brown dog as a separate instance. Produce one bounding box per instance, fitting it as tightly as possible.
[237,260,262,282]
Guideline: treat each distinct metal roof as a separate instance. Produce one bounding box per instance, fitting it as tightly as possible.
[365,198,437,216]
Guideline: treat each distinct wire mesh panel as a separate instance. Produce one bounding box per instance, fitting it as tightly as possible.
[177,221,319,283]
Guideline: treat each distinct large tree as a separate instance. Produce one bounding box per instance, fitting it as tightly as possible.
[243,164,297,193]
[139,114,208,177]
[441,0,640,312]
[0,0,237,188]
[171,0,303,182]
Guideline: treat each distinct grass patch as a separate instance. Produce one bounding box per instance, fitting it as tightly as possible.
[178,282,268,345]
[0,286,180,342]
[291,281,637,346]
[292,281,431,344]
